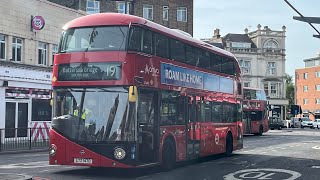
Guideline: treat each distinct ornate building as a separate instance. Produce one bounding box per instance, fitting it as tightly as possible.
[201,25,288,120]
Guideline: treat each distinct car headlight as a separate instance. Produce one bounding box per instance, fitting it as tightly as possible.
[49,144,57,157]
[114,147,126,160]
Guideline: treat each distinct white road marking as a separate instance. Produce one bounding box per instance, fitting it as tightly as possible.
[224,168,301,180]
[312,166,320,168]
[312,146,320,150]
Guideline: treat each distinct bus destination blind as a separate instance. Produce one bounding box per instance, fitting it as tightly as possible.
[58,62,121,81]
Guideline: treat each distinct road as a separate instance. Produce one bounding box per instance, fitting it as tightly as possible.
[1,128,320,180]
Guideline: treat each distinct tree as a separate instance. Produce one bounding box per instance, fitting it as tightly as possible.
[285,73,295,119]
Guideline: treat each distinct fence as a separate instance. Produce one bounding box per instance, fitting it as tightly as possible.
[0,127,50,152]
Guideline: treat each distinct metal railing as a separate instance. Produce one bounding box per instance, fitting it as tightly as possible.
[0,127,50,152]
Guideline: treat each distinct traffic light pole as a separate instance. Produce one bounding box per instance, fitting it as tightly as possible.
[284,0,320,38]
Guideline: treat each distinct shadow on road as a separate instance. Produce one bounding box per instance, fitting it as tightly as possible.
[52,154,239,179]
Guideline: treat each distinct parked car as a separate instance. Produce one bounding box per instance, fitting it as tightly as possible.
[269,117,284,130]
[313,119,320,129]
[300,118,313,128]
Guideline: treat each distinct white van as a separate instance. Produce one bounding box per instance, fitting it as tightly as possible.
[290,117,302,128]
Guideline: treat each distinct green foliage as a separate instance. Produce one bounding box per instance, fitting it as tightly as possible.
[285,73,294,119]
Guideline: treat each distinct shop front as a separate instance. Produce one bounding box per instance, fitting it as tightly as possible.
[0,62,52,141]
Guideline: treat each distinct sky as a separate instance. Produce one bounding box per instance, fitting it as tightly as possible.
[193,0,320,77]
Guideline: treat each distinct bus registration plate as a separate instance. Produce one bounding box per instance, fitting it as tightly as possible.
[74,158,93,164]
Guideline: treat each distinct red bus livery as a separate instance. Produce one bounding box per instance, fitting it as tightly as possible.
[242,87,268,135]
[49,13,243,169]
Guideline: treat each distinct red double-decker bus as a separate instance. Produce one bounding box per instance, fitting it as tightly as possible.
[49,13,243,169]
[242,87,268,135]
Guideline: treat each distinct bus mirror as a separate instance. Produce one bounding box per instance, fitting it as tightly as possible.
[129,86,137,102]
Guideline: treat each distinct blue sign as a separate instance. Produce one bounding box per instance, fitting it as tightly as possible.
[161,63,234,94]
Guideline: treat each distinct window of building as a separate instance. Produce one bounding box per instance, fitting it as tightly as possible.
[316,99,320,105]
[264,83,269,97]
[86,0,100,14]
[52,44,58,63]
[0,34,5,59]
[143,5,153,20]
[267,62,276,75]
[163,6,169,21]
[264,40,278,49]
[12,37,22,62]
[117,2,130,14]
[304,72,308,79]
[38,42,47,65]
[316,84,320,91]
[244,82,250,87]
[303,99,309,105]
[303,86,308,92]
[240,60,251,74]
[177,7,187,22]
[316,71,320,78]
[270,83,278,96]
[231,42,251,48]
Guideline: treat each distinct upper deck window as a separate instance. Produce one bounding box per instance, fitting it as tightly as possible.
[60,26,128,53]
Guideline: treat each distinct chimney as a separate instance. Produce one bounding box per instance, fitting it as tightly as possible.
[214,28,221,38]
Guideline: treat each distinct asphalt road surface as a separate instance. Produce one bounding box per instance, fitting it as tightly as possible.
[1,128,320,180]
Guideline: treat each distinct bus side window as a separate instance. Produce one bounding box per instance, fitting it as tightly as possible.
[142,30,153,54]
[153,33,169,58]
[210,53,222,72]
[170,39,185,63]
[128,27,143,51]
[212,102,222,123]
[198,50,210,69]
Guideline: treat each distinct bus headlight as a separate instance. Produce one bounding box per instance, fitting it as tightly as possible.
[114,147,126,160]
[49,144,57,157]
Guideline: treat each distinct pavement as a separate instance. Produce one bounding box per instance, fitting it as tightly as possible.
[0,128,320,180]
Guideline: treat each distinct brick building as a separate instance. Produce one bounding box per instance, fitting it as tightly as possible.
[48,0,194,36]
[201,25,288,120]
[0,0,85,139]
[295,53,320,120]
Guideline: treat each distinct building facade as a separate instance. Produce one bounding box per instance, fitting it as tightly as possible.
[0,0,85,139]
[295,54,320,120]
[48,0,194,36]
[201,25,288,120]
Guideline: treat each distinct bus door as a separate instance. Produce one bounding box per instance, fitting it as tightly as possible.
[186,96,200,159]
[137,89,158,163]
[243,111,252,134]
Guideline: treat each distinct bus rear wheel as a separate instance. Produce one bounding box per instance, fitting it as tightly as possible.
[161,139,176,171]
[225,133,233,157]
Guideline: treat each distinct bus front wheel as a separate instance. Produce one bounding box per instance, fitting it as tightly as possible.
[161,139,176,171]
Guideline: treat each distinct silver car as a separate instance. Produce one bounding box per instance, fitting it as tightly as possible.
[301,118,313,128]
[313,119,320,129]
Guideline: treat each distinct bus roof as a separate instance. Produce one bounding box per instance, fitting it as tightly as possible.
[63,13,238,62]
